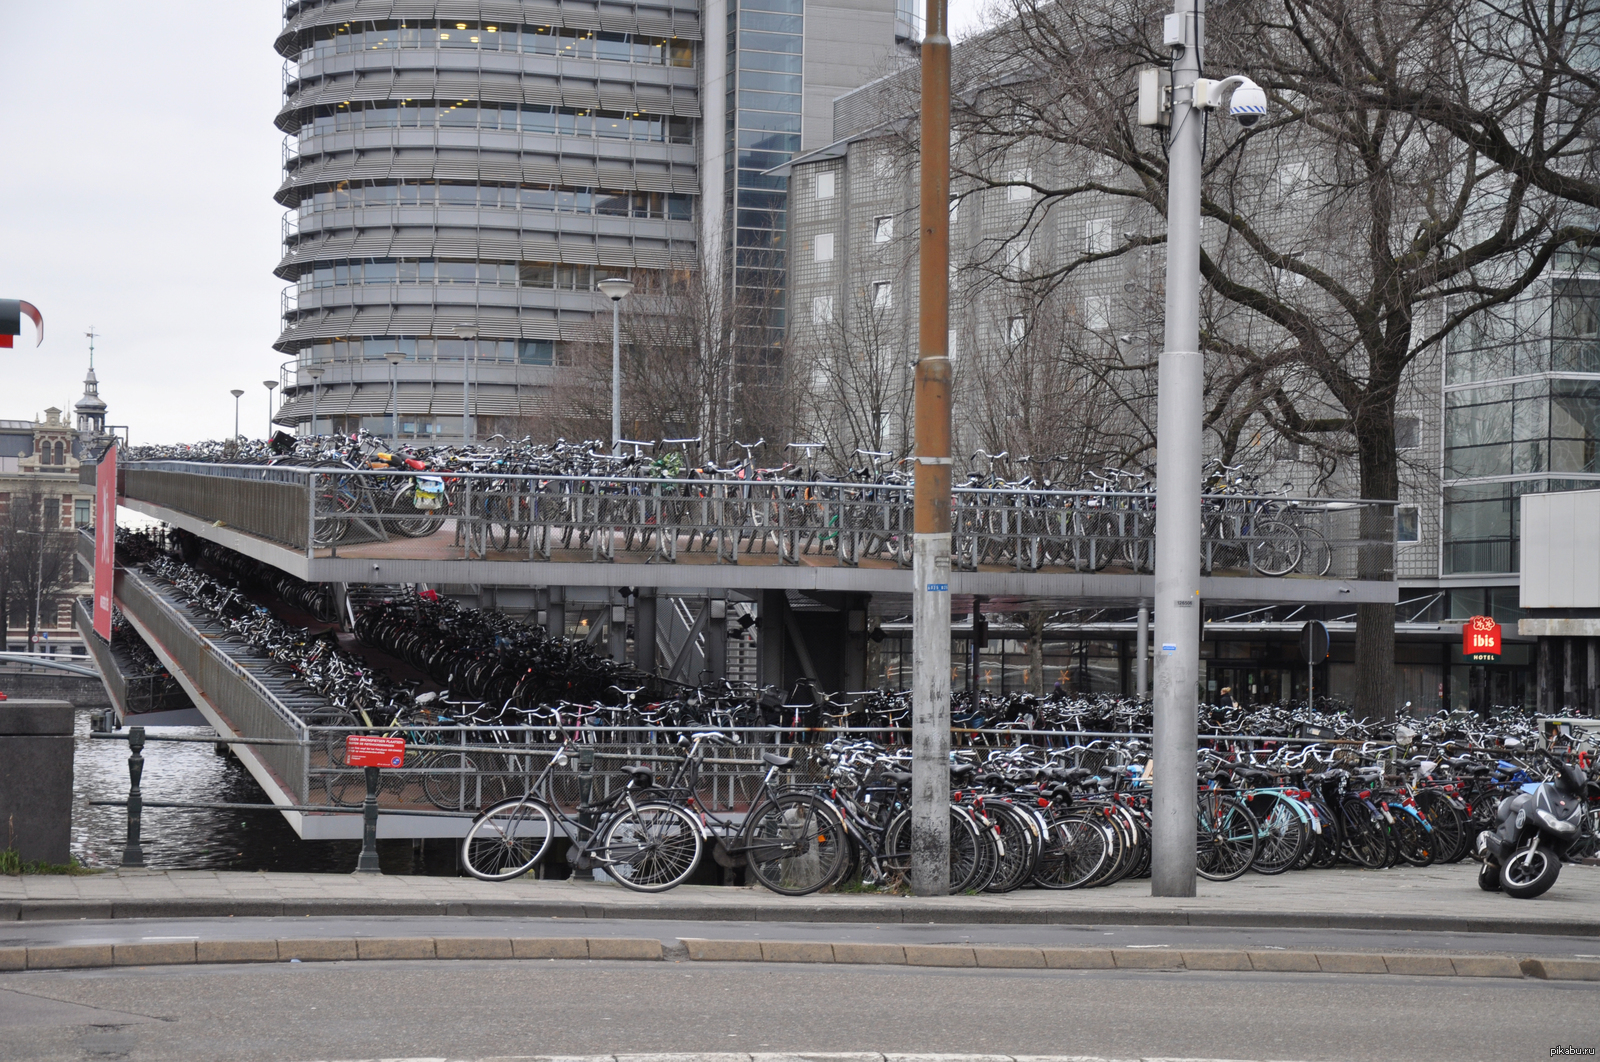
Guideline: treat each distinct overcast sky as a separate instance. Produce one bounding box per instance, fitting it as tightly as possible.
[0,1,991,445]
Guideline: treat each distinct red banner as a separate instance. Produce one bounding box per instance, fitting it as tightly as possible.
[346,734,406,768]
[1463,615,1501,661]
[92,443,117,642]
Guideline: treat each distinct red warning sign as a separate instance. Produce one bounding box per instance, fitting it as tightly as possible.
[345,734,406,768]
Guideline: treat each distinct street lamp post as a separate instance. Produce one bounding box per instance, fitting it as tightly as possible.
[384,351,406,446]
[1148,0,1266,897]
[304,365,324,437]
[597,278,634,455]
[230,389,245,441]
[454,323,477,444]
[263,380,278,438]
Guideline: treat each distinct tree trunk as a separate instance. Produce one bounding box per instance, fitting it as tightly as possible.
[1354,403,1400,724]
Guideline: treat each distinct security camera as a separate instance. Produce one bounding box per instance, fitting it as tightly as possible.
[1229,79,1267,127]
[1193,75,1267,127]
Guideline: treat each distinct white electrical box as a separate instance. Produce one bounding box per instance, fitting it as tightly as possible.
[1163,12,1185,47]
[1137,67,1172,127]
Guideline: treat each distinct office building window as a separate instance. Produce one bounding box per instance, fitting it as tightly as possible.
[874,216,894,243]
[1007,316,1026,346]
[812,296,834,324]
[872,281,893,309]
[814,233,834,262]
[74,499,90,527]
[1397,505,1420,543]
[816,172,835,199]
[1395,415,1420,450]
[1008,168,1032,201]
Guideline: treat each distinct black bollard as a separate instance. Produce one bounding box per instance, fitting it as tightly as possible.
[355,765,381,874]
[122,727,146,867]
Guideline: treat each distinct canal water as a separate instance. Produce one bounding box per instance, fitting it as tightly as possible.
[71,712,458,875]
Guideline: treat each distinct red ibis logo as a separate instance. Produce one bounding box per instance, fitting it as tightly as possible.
[1464,615,1501,661]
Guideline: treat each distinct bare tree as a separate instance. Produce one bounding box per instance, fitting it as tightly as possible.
[791,276,917,466]
[0,491,78,650]
[880,0,1589,720]
[536,252,804,466]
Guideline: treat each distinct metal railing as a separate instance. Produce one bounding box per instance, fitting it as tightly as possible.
[117,461,1397,579]
[74,598,190,716]
[116,567,311,801]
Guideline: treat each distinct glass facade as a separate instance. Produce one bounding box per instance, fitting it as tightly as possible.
[1442,271,1600,572]
[727,0,803,353]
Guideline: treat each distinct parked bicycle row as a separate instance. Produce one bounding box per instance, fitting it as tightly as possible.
[457,728,1599,895]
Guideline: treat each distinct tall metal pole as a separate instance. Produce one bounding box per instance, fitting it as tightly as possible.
[230,389,244,441]
[1151,0,1205,898]
[611,295,622,454]
[910,0,953,897]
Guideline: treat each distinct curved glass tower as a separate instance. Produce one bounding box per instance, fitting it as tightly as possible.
[271,2,702,442]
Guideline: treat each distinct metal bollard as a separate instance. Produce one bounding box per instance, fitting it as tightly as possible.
[571,744,596,881]
[355,766,382,874]
[122,726,146,867]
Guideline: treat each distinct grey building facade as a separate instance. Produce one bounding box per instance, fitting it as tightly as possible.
[271,0,907,443]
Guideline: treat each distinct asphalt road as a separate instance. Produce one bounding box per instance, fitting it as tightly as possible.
[1,959,1596,1062]
[5,915,1600,959]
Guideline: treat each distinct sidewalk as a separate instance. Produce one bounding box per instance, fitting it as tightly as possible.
[4,861,1598,935]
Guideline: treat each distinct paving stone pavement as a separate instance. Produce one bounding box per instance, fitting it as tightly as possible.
[2,861,1599,934]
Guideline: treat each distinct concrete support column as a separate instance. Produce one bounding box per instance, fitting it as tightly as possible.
[843,597,868,691]
[1564,637,1576,714]
[608,593,628,662]
[705,595,727,681]
[758,590,785,690]
[635,589,657,675]
[545,586,565,641]
[1538,637,1554,715]
[1580,639,1593,713]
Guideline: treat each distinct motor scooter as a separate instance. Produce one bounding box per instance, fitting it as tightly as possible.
[1476,748,1593,898]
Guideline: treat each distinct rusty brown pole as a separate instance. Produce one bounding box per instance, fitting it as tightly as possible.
[909,0,953,897]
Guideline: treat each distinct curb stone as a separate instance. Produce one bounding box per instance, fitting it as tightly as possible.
[3,936,1599,981]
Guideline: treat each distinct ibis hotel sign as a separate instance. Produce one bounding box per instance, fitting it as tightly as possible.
[1463,615,1502,662]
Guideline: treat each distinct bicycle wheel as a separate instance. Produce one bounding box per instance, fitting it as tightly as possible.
[1390,809,1435,867]
[1196,793,1259,881]
[1412,791,1469,863]
[982,803,1041,893]
[742,793,847,897]
[1031,813,1110,889]
[1248,520,1302,577]
[1247,794,1309,875]
[883,805,983,894]
[461,797,555,881]
[1296,527,1333,576]
[597,802,704,893]
[1338,797,1389,868]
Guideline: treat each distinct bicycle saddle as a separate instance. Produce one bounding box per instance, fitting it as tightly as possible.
[621,765,654,784]
[762,752,796,769]
[949,762,976,781]
[886,770,914,784]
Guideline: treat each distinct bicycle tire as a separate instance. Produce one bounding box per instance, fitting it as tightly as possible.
[596,802,704,893]
[1296,526,1333,576]
[1248,520,1303,577]
[1338,797,1389,869]
[741,793,848,897]
[882,805,983,894]
[461,797,555,881]
[1196,793,1259,881]
[982,802,1041,893]
[1031,813,1110,889]
[1389,808,1435,867]
[1247,793,1310,875]
[1412,791,1469,863]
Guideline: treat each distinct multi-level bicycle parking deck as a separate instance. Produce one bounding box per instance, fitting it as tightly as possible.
[101,460,1398,606]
